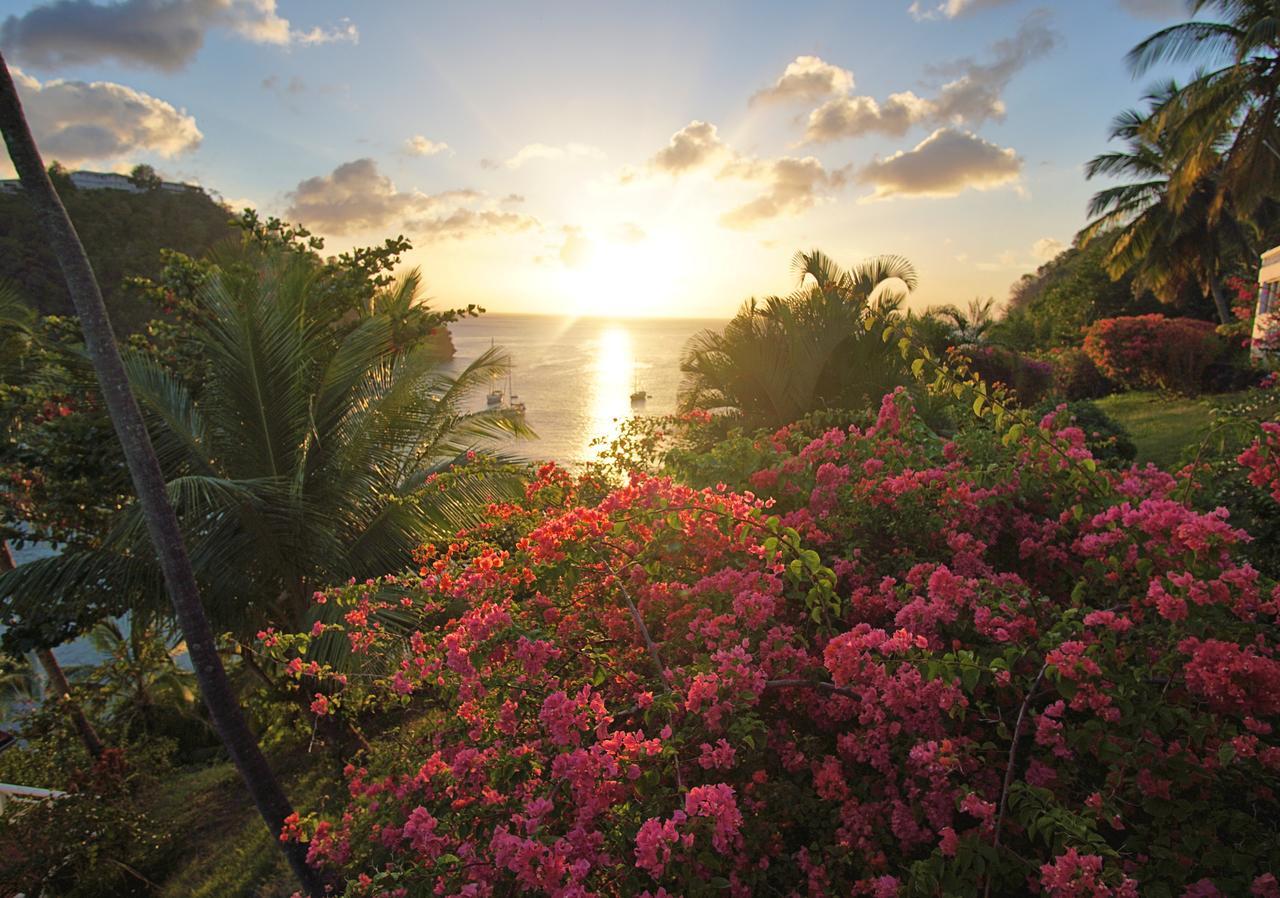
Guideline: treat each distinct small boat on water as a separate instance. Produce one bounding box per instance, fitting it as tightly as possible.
[630,374,647,407]
[508,368,526,416]
[486,337,504,406]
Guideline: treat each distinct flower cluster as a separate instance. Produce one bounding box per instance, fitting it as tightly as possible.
[268,391,1279,897]
[1239,422,1280,503]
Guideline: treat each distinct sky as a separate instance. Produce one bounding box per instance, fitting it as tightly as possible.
[0,0,1201,318]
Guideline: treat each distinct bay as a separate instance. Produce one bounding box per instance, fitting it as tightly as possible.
[446,314,723,466]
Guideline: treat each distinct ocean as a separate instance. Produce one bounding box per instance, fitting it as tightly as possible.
[446,314,724,465]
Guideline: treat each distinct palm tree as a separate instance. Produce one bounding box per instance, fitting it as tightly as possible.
[679,250,917,428]
[0,54,326,896]
[84,617,199,735]
[0,252,528,642]
[1081,84,1256,323]
[935,297,998,346]
[1127,0,1280,218]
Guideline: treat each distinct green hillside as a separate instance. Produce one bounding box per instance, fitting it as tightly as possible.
[0,178,239,333]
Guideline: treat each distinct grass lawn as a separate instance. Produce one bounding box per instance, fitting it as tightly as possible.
[1094,390,1239,469]
[149,751,342,898]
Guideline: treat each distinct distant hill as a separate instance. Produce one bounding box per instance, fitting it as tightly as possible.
[0,174,239,333]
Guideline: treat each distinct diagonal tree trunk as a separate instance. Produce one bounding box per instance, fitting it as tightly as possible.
[0,55,326,898]
[1,540,104,759]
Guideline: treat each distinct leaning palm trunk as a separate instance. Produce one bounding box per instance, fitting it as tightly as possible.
[1,540,104,759]
[0,56,326,897]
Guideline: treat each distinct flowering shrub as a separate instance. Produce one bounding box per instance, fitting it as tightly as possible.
[1082,315,1223,394]
[268,392,1279,897]
[1239,422,1280,503]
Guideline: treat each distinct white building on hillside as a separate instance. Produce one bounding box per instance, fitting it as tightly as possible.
[0,169,204,196]
[1255,245,1280,362]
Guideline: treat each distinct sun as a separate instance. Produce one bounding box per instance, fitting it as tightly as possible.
[558,231,694,318]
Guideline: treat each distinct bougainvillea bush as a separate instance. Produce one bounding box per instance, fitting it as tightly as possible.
[265,391,1280,898]
[1082,314,1223,394]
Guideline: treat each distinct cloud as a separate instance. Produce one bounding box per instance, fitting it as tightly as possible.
[501,193,525,205]
[413,209,539,242]
[558,226,591,268]
[9,67,201,166]
[803,13,1056,143]
[719,156,849,229]
[856,127,1022,200]
[805,92,933,141]
[503,142,604,169]
[647,120,729,174]
[285,158,535,240]
[261,73,305,94]
[405,135,450,157]
[0,0,357,72]
[1117,0,1188,19]
[636,120,847,227]
[1032,236,1065,261]
[617,222,646,242]
[750,55,855,106]
[908,0,1019,20]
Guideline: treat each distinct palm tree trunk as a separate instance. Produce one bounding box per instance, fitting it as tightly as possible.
[0,55,326,898]
[1209,273,1233,325]
[35,646,105,758]
[1,540,104,759]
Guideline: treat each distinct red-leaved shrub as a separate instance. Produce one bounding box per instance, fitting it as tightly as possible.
[1082,314,1222,394]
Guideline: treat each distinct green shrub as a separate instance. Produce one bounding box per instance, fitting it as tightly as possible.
[1040,346,1114,400]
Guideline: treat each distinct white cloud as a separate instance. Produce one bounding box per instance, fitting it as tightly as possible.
[1032,237,1065,261]
[635,120,847,228]
[909,0,1019,21]
[9,67,201,166]
[646,120,729,174]
[750,55,855,106]
[856,127,1022,200]
[405,135,450,157]
[285,158,534,240]
[558,226,592,268]
[503,142,604,169]
[719,156,849,229]
[0,0,357,72]
[414,208,539,242]
[803,13,1056,143]
[805,92,933,141]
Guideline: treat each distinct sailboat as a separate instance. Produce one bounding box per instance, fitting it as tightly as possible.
[629,372,647,407]
[486,338,503,407]
[508,365,526,417]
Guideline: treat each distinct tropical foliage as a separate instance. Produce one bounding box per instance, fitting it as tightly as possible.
[1081,83,1257,324]
[1126,0,1280,219]
[678,250,917,429]
[0,239,528,648]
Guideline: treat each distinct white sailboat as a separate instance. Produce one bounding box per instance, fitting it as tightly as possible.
[486,337,503,407]
[629,372,647,407]
[508,365,526,416]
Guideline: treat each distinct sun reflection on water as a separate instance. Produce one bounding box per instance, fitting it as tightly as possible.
[582,325,636,460]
